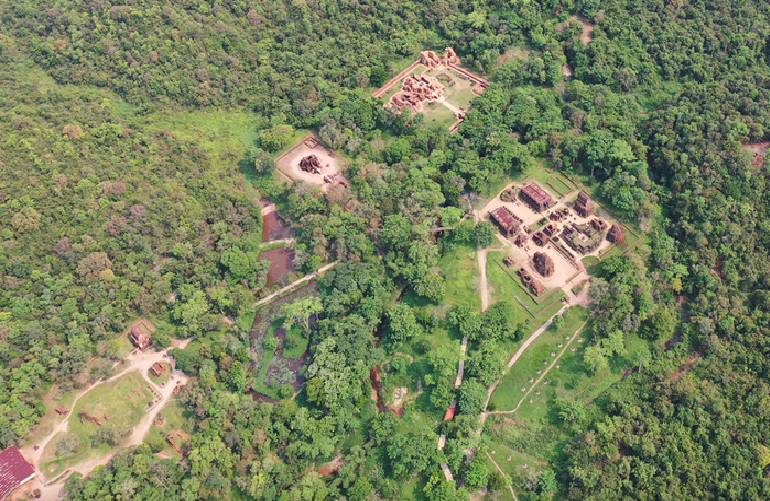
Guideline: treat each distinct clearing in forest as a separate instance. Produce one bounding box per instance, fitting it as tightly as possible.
[556,15,595,45]
[249,282,318,401]
[40,371,151,477]
[481,175,638,299]
[275,134,347,192]
[373,48,489,131]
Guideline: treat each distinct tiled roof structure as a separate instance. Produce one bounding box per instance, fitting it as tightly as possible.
[0,446,35,501]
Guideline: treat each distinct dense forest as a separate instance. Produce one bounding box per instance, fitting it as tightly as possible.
[2,0,770,500]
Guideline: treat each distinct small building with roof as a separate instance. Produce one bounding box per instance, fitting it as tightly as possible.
[0,446,36,501]
[489,207,520,237]
[519,182,554,212]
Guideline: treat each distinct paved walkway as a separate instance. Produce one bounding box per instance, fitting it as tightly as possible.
[254,260,339,307]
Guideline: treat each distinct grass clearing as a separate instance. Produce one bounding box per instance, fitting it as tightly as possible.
[439,243,482,311]
[144,111,260,169]
[143,399,191,458]
[280,324,310,359]
[488,306,589,412]
[486,252,566,315]
[42,371,151,477]
[422,101,458,129]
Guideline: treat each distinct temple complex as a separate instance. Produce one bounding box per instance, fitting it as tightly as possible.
[389,74,444,113]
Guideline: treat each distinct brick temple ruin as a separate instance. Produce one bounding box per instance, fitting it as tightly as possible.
[607,224,625,244]
[518,267,545,296]
[80,410,103,426]
[574,191,594,217]
[561,221,605,254]
[151,362,166,377]
[299,154,323,175]
[489,206,520,237]
[519,182,555,212]
[390,74,444,113]
[533,252,555,277]
[419,47,460,68]
[532,231,548,246]
[130,323,152,351]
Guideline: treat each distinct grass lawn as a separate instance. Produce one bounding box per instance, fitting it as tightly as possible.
[143,111,260,170]
[422,101,458,129]
[581,255,600,273]
[143,399,191,458]
[488,306,589,412]
[281,324,310,359]
[42,371,151,477]
[149,317,182,341]
[21,385,80,450]
[548,175,573,196]
[439,243,481,311]
[148,362,173,386]
[486,252,566,315]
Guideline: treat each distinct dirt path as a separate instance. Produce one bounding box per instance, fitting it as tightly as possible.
[665,350,703,383]
[43,385,59,405]
[436,96,462,116]
[479,303,569,419]
[486,451,520,501]
[24,338,193,500]
[484,319,588,420]
[261,203,276,216]
[254,260,339,307]
[440,462,455,482]
[478,247,490,313]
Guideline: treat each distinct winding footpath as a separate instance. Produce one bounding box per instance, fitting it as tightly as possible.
[486,451,520,501]
[23,338,192,501]
[482,318,589,419]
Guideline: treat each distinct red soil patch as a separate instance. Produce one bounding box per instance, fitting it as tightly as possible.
[316,458,345,476]
[742,142,769,168]
[259,247,296,287]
